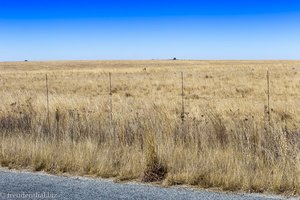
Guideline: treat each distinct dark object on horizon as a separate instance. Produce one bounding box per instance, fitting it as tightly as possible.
[173,57,177,60]
[24,60,28,62]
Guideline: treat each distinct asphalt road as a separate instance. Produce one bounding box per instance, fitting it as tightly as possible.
[0,169,294,200]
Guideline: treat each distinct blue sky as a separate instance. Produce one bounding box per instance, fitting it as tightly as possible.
[0,0,300,61]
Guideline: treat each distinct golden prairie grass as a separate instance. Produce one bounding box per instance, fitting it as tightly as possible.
[0,60,299,195]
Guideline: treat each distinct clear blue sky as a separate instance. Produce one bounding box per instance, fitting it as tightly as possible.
[1,0,300,61]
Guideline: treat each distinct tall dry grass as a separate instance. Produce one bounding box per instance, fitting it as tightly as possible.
[0,60,299,195]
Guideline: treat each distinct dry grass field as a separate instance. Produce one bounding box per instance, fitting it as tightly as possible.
[0,60,299,195]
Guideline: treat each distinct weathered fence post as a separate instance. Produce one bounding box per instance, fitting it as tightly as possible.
[266,69,271,124]
[181,72,185,122]
[45,73,51,135]
[109,72,113,125]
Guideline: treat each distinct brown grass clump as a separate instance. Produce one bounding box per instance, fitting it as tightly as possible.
[0,60,299,195]
[142,133,167,182]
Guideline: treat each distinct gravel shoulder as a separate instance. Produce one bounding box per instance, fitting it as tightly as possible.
[0,168,296,200]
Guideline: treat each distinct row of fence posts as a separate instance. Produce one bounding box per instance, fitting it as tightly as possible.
[44,69,272,134]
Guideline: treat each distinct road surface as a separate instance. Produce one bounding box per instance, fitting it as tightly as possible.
[0,169,293,200]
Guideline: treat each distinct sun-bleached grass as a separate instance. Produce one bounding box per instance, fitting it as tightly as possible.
[0,60,299,195]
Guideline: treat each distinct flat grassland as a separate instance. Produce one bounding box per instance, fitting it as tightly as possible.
[0,60,299,194]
